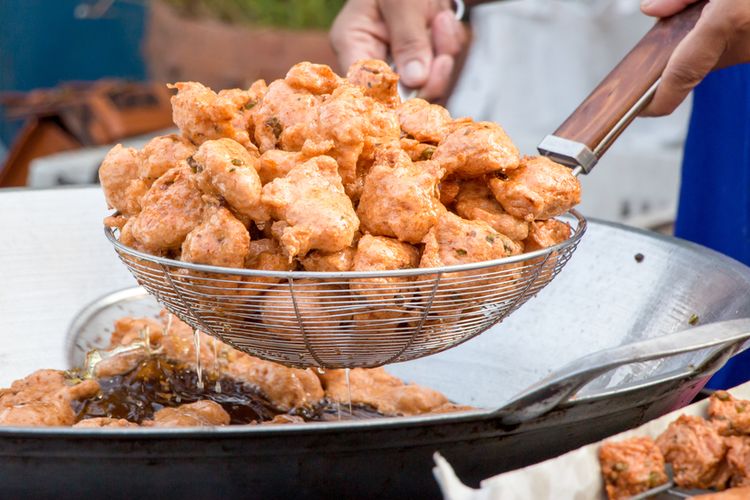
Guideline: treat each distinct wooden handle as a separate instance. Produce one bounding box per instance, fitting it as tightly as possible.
[552,1,707,157]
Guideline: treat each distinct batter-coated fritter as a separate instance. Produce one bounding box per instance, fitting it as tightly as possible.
[262,155,359,259]
[433,121,521,178]
[709,391,750,435]
[193,138,267,222]
[599,437,669,500]
[285,61,341,95]
[398,98,451,143]
[439,177,461,206]
[99,144,149,216]
[400,137,436,162]
[300,247,356,272]
[523,219,571,252]
[257,139,334,184]
[169,81,260,152]
[145,400,230,427]
[725,436,750,488]
[357,146,444,244]
[253,78,321,152]
[181,206,250,268]
[128,165,206,253]
[488,156,581,221]
[346,59,400,108]
[139,134,196,184]
[455,179,529,242]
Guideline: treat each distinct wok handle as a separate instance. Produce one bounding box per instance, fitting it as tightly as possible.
[494,318,750,424]
[537,1,707,173]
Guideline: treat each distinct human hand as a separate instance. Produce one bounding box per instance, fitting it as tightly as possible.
[640,0,750,116]
[330,0,468,101]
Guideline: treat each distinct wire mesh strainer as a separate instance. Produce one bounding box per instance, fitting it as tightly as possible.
[105,211,585,368]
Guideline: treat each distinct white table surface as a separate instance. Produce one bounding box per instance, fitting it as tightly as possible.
[0,186,137,385]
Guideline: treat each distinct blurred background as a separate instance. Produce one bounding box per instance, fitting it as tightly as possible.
[0,0,689,229]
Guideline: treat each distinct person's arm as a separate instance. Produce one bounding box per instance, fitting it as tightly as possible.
[641,0,750,116]
[330,0,468,100]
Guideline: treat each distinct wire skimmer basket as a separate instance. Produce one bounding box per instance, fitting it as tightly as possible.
[105,211,586,368]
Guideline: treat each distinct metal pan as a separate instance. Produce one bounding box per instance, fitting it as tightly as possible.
[3,219,750,499]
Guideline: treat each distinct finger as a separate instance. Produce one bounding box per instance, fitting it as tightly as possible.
[432,9,465,56]
[379,0,433,87]
[417,53,455,101]
[640,0,700,18]
[641,14,725,116]
[330,0,390,72]
[332,25,390,72]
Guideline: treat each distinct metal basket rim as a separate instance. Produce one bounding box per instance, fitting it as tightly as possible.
[105,210,586,279]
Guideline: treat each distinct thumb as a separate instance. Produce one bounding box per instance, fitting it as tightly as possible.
[380,1,433,88]
[640,0,700,18]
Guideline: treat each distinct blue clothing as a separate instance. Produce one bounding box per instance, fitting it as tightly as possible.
[675,63,750,389]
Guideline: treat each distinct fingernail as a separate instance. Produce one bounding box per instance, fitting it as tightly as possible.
[640,0,653,8]
[402,60,427,85]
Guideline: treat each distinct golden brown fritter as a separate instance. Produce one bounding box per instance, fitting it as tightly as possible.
[357,145,444,245]
[319,368,450,416]
[691,487,750,499]
[398,98,451,143]
[145,400,230,427]
[400,137,437,162]
[599,437,669,500]
[433,121,520,178]
[262,155,359,259]
[74,417,139,428]
[725,436,750,488]
[239,238,296,296]
[253,79,321,152]
[488,156,581,221]
[439,177,461,206]
[285,61,342,95]
[192,138,267,222]
[169,81,260,152]
[454,179,530,242]
[257,139,334,185]
[99,144,149,216]
[346,59,400,107]
[709,391,750,435]
[128,165,206,253]
[523,219,571,252]
[419,210,520,270]
[181,205,250,268]
[300,247,356,272]
[656,415,729,489]
[139,134,196,185]
[0,370,100,426]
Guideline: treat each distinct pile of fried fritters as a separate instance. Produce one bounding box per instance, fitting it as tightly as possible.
[101,59,580,276]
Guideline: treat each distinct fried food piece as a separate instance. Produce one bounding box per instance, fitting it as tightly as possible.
[439,177,461,206]
[398,98,451,143]
[709,391,750,435]
[169,81,260,152]
[262,155,359,259]
[253,78,321,152]
[305,84,400,198]
[433,121,520,178]
[181,205,250,268]
[74,417,138,428]
[300,247,356,272]
[523,219,571,252]
[599,437,669,500]
[128,165,206,252]
[318,368,450,416]
[110,317,164,348]
[264,414,306,425]
[239,238,296,295]
[357,146,444,244]
[346,59,400,107]
[285,61,341,95]
[400,137,437,162]
[488,156,581,221]
[656,415,729,489]
[454,179,530,242]
[193,138,267,222]
[0,370,100,426]
[257,140,334,184]
[353,235,420,274]
[139,134,196,184]
[99,144,149,216]
[692,487,750,500]
[145,400,230,427]
[420,210,520,269]
[725,436,750,488]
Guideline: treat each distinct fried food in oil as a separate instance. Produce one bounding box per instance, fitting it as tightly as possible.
[357,145,443,244]
[398,98,451,143]
[454,179,529,242]
[74,417,139,428]
[433,121,520,178]
[145,400,230,427]
[139,134,196,184]
[262,155,359,259]
[193,138,267,222]
[523,219,571,252]
[489,156,581,221]
[346,59,400,107]
[599,437,669,500]
[99,144,149,217]
[656,415,729,489]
